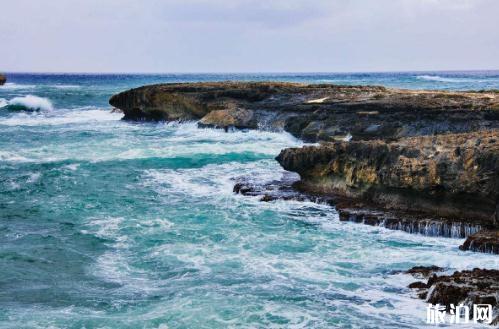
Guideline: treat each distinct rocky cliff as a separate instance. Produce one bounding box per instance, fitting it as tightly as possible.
[110,82,499,142]
[0,73,6,85]
[277,130,499,230]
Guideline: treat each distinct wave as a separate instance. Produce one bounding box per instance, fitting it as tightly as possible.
[415,75,481,83]
[0,108,122,127]
[2,95,54,112]
[51,84,81,89]
[0,82,36,90]
[0,151,30,162]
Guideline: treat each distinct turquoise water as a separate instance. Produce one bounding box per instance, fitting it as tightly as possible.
[1,72,498,328]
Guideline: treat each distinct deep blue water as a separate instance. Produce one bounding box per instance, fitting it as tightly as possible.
[1,72,498,328]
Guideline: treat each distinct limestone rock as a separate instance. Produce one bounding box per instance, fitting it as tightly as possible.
[276,130,499,230]
[199,106,256,130]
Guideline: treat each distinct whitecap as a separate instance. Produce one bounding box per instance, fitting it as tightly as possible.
[416,75,482,83]
[6,95,54,111]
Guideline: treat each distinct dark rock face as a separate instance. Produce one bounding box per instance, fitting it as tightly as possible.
[232,172,313,203]
[109,82,499,142]
[460,230,499,254]
[0,74,6,85]
[407,268,499,324]
[277,130,499,230]
[338,208,482,238]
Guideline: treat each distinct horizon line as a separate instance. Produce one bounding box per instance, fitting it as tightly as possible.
[2,69,499,75]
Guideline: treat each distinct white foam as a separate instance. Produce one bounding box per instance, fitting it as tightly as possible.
[51,84,81,89]
[0,151,29,162]
[0,108,122,126]
[0,82,36,90]
[416,75,482,83]
[306,96,329,104]
[0,98,7,108]
[7,95,54,111]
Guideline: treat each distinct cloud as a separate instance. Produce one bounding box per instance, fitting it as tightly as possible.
[0,0,497,72]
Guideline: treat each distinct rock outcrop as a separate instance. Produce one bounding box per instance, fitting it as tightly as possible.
[0,73,6,85]
[110,82,499,141]
[110,82,499,246]
[407,267,499,325]
[277,130,499,230]
[460,230,499,254]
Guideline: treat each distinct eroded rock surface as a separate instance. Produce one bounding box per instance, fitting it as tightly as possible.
[110,82,499,141]
[277,130,499,230]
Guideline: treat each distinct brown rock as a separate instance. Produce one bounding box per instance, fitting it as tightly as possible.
[407,268,499,320]
[0,73,6,85]
[406,265,444,278]
[109,82,499,141]
[459,230,499,254]
[199,105,256,130]
[277,130,499,232]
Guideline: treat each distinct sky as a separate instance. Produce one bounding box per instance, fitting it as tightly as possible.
[1,0,498,73]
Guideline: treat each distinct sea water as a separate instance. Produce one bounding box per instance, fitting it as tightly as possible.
[1,72,498,328]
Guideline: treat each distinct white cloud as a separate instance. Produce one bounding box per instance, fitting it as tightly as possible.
[0,0,497,72]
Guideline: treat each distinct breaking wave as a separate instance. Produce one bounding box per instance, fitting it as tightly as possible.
[1,95,54,112]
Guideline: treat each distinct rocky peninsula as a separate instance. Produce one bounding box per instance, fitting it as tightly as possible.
[110,82,499,251]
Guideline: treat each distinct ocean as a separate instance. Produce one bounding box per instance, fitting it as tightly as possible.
[1,71,498,328]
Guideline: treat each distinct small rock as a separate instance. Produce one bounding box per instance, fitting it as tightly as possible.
[408,281,427,289]
[406,265,444,278]
[199,107,256,130]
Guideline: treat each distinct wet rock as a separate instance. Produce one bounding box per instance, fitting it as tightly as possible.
[459,230,499,254]
[277,130,499,237]
[407,268,499,323]
[232,172,320,203]
[338,207,482,238]
[408,281,428,289]
[406,265,444,278]
[0,73,5,85]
